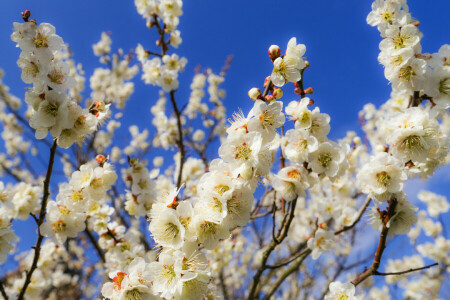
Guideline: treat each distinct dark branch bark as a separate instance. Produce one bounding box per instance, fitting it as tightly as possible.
[17,140,58,300]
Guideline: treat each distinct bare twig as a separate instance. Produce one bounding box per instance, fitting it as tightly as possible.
[17,140,58,300]
[351,199,397,286]
[334,198,371,235]
[374,263,438,276]
[84,228,105,263]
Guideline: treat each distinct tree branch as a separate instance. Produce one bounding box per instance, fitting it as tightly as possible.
[351,199,397,287]
[17,140,58,300]
[334,198,371,235]
[374,263,438,276]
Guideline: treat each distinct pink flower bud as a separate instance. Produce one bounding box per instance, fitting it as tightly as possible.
[268,45,281,61]
[248,87,262,101]
[304,87,314,94]
[21,10,31,22]
[272,88,283,99]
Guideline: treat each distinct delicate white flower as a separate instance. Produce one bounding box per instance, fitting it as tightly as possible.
[356,152,407,200]
[308,141,345,178]
[307,228,334,260]
[325,281,359,300]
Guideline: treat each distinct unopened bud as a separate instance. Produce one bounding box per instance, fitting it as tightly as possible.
[318,223,328,230]
[241,167,253,180]
[264,95,275,102]
[248,87,262,101]
[268,45,281,61]
[264,76,271,88]
[304,61,310,69]
[308,99,315,106]
[21,10,31,22]
[413,21,420,27]
[96,154,108,167]
[294,87,302,95]
[304,87,314,94]
[89,101,106,116]
[272,88,283,99]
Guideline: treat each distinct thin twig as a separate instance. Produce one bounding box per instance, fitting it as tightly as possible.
[374,263,438,276]
[334,198,371,235]
[84,228,105,263]
[351,199,397,286]
[17,140,58,300]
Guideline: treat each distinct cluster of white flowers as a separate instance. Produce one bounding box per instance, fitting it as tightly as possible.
[40,156,117,244]
[135,0,183,47]
[11,20,109,148]
[0,0,448,299]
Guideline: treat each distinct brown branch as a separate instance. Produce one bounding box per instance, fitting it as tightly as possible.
[247,198,298,299]
[374,262,438,276]
[219,269,229,300]
[351,199,397,287]
[334,198,371,235]
[153,15,185,189]
[170,90,185,188]
[261,249,311,300]
[84,228,105,263]
[17,140,58,300]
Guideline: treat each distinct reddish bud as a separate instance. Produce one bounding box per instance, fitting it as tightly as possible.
[96,154,108,167]
[268,45,281,61]
[308,99,315,106]
[304,87,314,94]
[413,21,420,27]
[264,95,275,102]
[264,76,271,88]
[248,87,262,101]
[294,87,302,95]
[272,88,283,100]
[21,10,31,22]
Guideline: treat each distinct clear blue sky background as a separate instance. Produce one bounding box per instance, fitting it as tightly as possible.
[0,0,449,293]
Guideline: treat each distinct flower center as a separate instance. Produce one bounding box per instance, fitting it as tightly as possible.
[398,66,416,81]
[318,153,332,168]
[235,143,252,160]
[376,171,391,187]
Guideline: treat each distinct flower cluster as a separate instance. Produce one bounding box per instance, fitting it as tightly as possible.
[11,19,109,148]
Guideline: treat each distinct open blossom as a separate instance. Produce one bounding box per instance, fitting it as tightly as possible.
[271,38,306,86]
[149,207,185,249]
[366,0,409,34]
[417,190,449,217]
[357,152,407,200]
[385,107,440,163]
[282,128,318,163]
[247,100,285,142]
[325,281,360,300]
[218,131,271,178]
[102,257,156,300]
[307,228,334,260]
[272,165,311,201]
[308,141,345,178]
[40,201,86,244]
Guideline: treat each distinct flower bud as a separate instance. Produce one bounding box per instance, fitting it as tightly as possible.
[96,154,108,167]
[264,95,275,102]
[304,87,314,94]
[268,45,281,61]
[248,87,261,100]
[21,10,31,22]
[272,88,283,99]
[241,167,253,180]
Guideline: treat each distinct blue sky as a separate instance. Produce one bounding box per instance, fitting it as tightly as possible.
[0,0,449,293]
